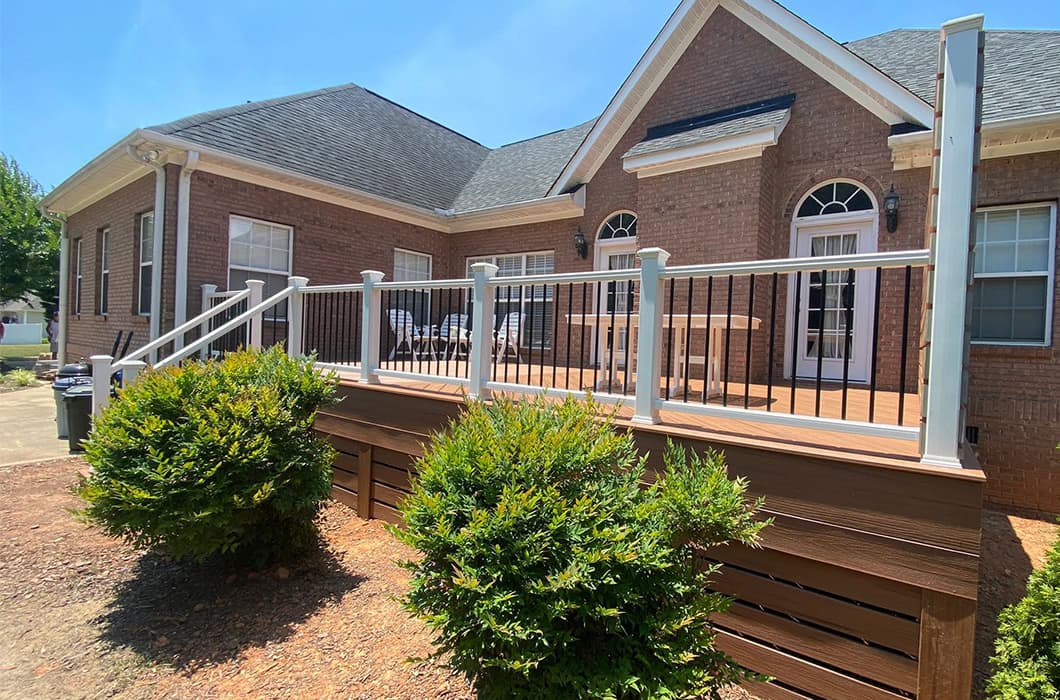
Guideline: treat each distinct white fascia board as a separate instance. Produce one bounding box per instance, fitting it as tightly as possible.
[889,110,1060,170]
[622,123,783,178]
[447,188,585,233]
[724,0,934,127]
[40,130,152,218]
[547,0,717,196]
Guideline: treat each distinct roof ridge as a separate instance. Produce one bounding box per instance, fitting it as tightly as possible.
[356,87,486,149]
[497,118,598,149]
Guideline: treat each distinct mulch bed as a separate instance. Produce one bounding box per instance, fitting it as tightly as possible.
[0,457,1053,699]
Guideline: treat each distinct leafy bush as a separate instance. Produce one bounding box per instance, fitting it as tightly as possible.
[394,395,768,699]
[76,346,337,564]
[988,528,1060,699]
[2,368,37,387]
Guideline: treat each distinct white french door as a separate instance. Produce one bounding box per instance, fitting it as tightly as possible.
[792,219,876,382]
[594,244,637,366]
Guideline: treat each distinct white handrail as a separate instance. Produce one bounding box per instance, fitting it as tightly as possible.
[660,249,931,279]
[375,279,473,291]
[302,283,367,294]
[115,286,252,367]
[155,287,293,369]
[487,268,638,287]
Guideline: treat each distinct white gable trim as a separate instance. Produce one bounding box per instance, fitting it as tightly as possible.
[548,0,933,197]
[623,119,787,178]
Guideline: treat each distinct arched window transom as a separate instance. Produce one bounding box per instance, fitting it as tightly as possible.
[599,212,637,240]
[797,182,874,218]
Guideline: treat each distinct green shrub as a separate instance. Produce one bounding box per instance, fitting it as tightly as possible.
[394,395,768,699]
[3,368,37,387]
[988,528,1060,699]
[76,346,337,564]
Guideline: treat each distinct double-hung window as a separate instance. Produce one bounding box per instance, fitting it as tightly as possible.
[137,211,154,316]
[98,228,110,315]
[72,238,83,316]
[393,249,433,325]
[466,251,555,348]
[971,203,1056,345]
[228,215,292,320]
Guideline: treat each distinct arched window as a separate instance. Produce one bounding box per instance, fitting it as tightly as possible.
[598,211,637,240]
[797,181,874,218]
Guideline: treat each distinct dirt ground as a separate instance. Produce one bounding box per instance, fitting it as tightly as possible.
[0,458,1053,700]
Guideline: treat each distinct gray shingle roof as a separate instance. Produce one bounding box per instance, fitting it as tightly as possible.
[451,120,595,211]
[148,84,490,211]
[846,30,1060,123]
[623,107,789,160]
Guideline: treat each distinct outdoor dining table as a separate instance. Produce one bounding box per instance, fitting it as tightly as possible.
[565,313,761,398]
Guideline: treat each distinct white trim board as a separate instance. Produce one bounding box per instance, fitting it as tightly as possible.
[622,119,788,178]
[548,0,932,196]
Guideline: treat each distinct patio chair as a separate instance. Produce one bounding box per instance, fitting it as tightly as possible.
[494,312,524,361]
[439,313,470,359]
[387,309,415,359]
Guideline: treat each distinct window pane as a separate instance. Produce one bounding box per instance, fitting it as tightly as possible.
[972,277,1047,343]
[251,223,271,246]
[230,242,250,267]
[139,267,152,315]
[250,245,270,268]
[983,243,1016,274]
[230,217,252,242]
[1017,240,1049,273]
[1018,207,1052,240]
[985,210,1018,243]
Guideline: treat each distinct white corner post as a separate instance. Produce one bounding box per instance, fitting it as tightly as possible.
[359,270,385,384]
[200,283,217,342]
[90,355,113,415]
[468,262,499,400]
[632,247,670,424]
[245,279,265,350]
[286,276,309,358]
[920,14,984,468]
[173,150,199,349]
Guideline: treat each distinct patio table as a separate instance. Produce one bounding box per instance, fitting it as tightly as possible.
[565,313,761,398]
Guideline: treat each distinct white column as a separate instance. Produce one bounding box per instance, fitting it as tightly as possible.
[173,151,199,349]
[920,15,984,468]
[360,271,385,384]
[632,248,670,425]
[57,224,69,366]
[148,165,166,364]
[286,276,309,358]
[468,262,499,400]
[200,283,217,345]
[245,279,264,350]
[90,355,112,415]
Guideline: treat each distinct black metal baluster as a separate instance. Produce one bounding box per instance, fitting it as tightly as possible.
[898,265,912,426]
[527,284,536,386]
[723,275,733,407]
[552,283,560,388]
[702,276,713,404]
[623,280,634,395]
[539,285,548,387]
[790,271,802,414]
[607,281,618,391]
[840,269,855,420]
[354,291,362,364]
[382,290,390,368]
[683,277,694,402]
[564,283,573,390]
[514,285,523,383]
[444,287,452,378]
[744,274,755,410]
[868,269,882,422]
[593,281,602,392]
[578,283,587,391]
[767,272,778,412]
[665,278,676,399]
[815,268,826,418]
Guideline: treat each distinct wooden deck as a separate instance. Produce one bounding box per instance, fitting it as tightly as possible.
[329,358,922,465]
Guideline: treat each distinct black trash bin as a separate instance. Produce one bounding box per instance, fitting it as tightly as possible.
[53,361,92,439]
[63,384,95,453]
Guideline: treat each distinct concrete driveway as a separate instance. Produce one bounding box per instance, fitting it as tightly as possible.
[0,384,73,466]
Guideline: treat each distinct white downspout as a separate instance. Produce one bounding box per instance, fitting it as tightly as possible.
[174,150,199,349]
[126,145,166,362]
[40,207,69,366]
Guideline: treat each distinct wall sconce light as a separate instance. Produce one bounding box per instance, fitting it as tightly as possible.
[574,228,588,259]
[884,185,900,233]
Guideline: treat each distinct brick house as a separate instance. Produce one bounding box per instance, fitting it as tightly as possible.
[43,0,1059,517]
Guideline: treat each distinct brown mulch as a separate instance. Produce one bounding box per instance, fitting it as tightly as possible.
[1,457,1053,699]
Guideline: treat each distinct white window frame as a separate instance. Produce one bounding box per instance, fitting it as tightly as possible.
[393,248,433,282]
[971,202,1056,347]
[228,214,293,321]
[137,211,154,316]
[466,250,555,349]
[98,228,110,316]
[73,238,83,316]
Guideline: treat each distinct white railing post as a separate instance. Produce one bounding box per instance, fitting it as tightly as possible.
[286,276,309,358]
[200,284,217,344]
[90,355,113,415]
[468,262,499,400]
[360,270,385,384]
[920,15,984,468]
[632,248,671,424]
[245,279,265,350]
[121,360,147,387]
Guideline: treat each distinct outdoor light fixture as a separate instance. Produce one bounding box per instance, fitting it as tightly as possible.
[884,185,900,233]
[574,228,588,259]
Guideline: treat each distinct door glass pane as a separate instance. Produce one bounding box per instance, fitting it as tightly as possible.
[804,233,858,360]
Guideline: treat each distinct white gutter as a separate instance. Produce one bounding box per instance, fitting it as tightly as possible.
[889,109,1060,150]
[173,150,199,348]
[126,145,166,362]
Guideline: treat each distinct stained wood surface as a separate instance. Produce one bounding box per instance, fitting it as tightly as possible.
[917,590,977,698]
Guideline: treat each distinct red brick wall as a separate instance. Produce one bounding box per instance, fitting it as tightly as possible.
[967,151,1060,513]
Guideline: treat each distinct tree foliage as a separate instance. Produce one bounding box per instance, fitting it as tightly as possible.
[0,154,60,306]
[394,395,769,699]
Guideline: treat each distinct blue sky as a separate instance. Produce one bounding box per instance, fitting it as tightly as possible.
[2,0,1057,192]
